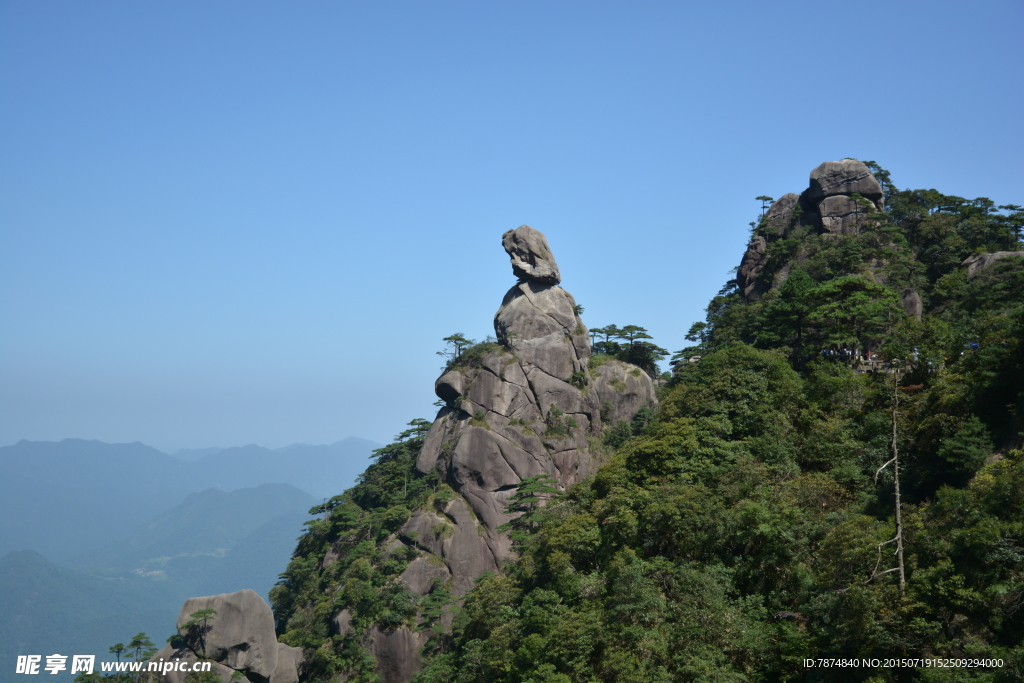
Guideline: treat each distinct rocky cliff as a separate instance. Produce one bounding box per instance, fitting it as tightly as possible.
[360,225,656,681]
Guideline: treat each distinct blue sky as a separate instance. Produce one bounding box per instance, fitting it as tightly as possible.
[2,1,1021,453]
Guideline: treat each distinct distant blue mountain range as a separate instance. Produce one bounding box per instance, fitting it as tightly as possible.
[0,437,380,562]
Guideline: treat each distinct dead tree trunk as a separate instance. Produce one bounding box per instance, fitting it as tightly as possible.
[867,369,906,596]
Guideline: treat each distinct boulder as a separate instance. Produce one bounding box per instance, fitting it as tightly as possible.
[331,609,353,636]
[962,251,1024,277]
[901,288,923,320]
[590,360,658,426]
[177,589,278,680]
[494,281,589,379]
[819,195,876,235]
[150,590,302,683]
[502,225,561,284]
[399,509,448,556]
[434,371,464,404]
[449,426,524,490]
[808,160,883,202]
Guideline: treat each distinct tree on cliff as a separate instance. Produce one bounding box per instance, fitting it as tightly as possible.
[497,474,561,546]
[436,333,473,366]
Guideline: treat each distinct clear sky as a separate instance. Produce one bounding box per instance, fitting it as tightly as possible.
[2,1,1021,454]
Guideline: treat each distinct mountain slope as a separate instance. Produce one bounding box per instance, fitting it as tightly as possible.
[0,439,194,562]
[407,162,1024,683]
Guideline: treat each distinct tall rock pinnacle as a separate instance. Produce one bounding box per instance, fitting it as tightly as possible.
[366,225,657,681]
[416,226,650,563]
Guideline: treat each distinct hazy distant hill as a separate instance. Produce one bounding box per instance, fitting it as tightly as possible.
[0,437,379,562]
[0,550,180,683]
[192,437,381,500]
[79,483,315,573]
[1,485,317,682]
[195,510,310,598]
[0,439,194,563]
[169,446,223,461]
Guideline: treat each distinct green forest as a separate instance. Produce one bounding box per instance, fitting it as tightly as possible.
[269,165,1024,683]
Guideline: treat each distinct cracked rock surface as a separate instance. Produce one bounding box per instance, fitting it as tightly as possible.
[413,228,656,577]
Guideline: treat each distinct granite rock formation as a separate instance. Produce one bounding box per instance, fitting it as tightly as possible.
[738,160,885,301]
[357,225,656,681]
[962,251,1024,277]
[502,224,562,284]
[413,225,655,568]
[148,590,302,683]
[900,288,923,320]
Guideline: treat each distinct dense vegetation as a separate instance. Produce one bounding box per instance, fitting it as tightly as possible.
[273,166,1024,682]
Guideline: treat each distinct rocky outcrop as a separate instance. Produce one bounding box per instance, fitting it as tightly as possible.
[368,627,426,683]
[413,227,654,571]
[962,251,1024,277]
[807,160,884,204]
[346,225,656,682]
[502,225,562,284]
[149,590,302,683]
[737,235,769,300]
[738,160,885,301]
[819,195,872,236]
[901,288,923,320]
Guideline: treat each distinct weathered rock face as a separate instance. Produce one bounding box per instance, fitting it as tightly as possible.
[962,251,1024,277]
[354,226,655,682]
[762,193,801,238]
[819,195,875,236]
[738,160,885,301]
[502,225,562,284]
[368,627,427,683]
[737,235,769,300]
[808,160,884,204]
[149,590,302,683]
[414,228,654,572]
